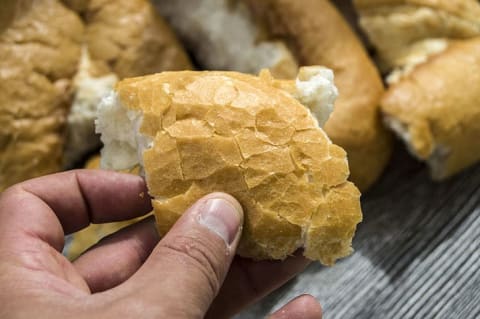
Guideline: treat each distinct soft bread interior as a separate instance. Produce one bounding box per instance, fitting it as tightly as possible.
[64,47,118,168]
[386,38,448,84]
[155,0,298,78]
[384,115,449,179]
[96,92,152,171]
[294,67,338,127]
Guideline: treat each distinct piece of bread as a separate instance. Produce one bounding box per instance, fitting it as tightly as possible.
[154,0,391,191]
[382,38,480,179]
[96,68,363,265]
[0,0,83,191]
[354,0,480,71]
[354,1,480,178]
[63,0,193,168]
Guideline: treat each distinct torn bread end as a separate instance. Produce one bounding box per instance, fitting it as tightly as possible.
[386,39,449,85]
[384,115,450,179]
[64,48,118,168]
[96,70,361,264]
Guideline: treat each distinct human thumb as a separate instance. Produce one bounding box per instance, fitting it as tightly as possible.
[119,192,244,318]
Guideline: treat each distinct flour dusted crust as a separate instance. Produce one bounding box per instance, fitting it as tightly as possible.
[156,0,392,191]
[381,38,480,179]
[0,0,83,191]
[99,70,362,265]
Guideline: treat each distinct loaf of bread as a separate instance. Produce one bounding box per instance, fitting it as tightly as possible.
[155,0,392,191]
[63,0,192,168]
[0,0,83,191]
[355,0,480,178]
[96,68,363,265]
[382,38,480,179]
[355,0,480,71]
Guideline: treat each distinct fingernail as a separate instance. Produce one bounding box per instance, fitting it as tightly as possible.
[198,197,243,245]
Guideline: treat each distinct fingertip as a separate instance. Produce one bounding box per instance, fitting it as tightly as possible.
[268,294,322,319]
[199,192,244,222]
[195,193,244,247]
[295,294,323,318]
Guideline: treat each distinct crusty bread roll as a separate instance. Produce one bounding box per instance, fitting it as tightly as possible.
[0,0,83,191]
[154,0,391,191]
[382,38,480,179]
[63,0,193,168]
[354,0,480,71]
[355,1,480,178]
[96,68,363,265]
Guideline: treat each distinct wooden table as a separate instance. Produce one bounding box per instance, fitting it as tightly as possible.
[238,144,480,318]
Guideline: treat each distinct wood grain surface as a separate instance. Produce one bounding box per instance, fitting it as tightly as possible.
[237,143,480,318]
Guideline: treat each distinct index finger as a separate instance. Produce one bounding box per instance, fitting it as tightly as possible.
[0,170,152,251]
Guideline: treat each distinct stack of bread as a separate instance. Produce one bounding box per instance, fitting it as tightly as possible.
[5,0,478,265]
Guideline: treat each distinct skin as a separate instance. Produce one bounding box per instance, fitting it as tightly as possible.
[0,170,322,318]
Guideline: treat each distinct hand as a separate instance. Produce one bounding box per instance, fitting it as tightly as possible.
[0,170,322,318]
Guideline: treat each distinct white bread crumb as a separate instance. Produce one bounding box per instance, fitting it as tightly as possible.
[294,67,338,127]
[155,0,298,77]
[95,92,152,171]
[64,48,118,167]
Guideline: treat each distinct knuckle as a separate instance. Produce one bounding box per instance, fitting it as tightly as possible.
[159,234,224,295]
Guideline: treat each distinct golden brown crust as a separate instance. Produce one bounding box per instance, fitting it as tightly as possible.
[354,0,480,70]
[63,0,192,168]
[82,0,192,78]
[355,0,480,20]
[381,38,480,179]
[0,0,83,190]
[114,70,362,265]
[244,0,392,191]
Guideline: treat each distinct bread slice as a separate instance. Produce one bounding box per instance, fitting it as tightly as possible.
[155,0,392,191]
[96,68,362,265]
[0,0,83,191]
[382,38,480,179]
[63,0,192,168]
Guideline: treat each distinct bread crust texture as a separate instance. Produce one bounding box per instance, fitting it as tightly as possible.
[156,0,392,191]
[382,38,480,179]
[0,0,83,190]
[63,0,193,168]
[355,0,480,178]
[97,70,363,265]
